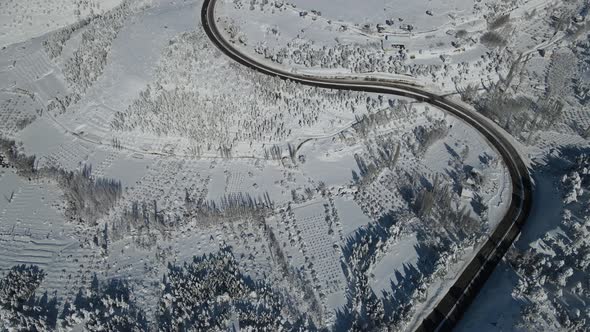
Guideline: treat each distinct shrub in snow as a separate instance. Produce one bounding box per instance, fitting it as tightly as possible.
[487,14,510,30]
[480,31,507,48]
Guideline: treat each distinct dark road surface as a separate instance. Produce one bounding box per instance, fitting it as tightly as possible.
[201,0,533,330]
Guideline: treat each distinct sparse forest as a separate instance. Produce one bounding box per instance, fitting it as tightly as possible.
[1,0,586,330]
[158,248,315,331]
[508,150,590,331]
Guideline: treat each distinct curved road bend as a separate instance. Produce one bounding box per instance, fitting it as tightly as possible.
[201,0,533,330]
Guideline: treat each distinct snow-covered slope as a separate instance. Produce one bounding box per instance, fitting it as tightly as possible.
[0,0,588,330]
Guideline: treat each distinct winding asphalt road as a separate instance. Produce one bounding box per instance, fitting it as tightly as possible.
[201,0,533,330]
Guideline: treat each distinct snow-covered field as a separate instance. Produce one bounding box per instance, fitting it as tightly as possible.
[217,0,493,67]
[0,0,588,330]
[0,0,125,48]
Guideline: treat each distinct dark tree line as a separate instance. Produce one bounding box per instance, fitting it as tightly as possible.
[412,119,449,156]
[60,276,147,331]
[0,137,36,177]
[158,248,315,331]
[0,265,58,331]
[0,264,147,331]
[48,164,122,224]
[187,191,273,220]
[1,137,122,225]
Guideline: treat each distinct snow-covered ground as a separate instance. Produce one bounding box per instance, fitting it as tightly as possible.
[0,0,125,48]
[217,0,493,66]
[0,0,588,330]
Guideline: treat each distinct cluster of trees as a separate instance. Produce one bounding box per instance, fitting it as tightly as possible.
[488,13,511,30]
[158,248,315,331]
[0,264,148,332]
[352,98,406,137]
[1,138,122,225]
[548,5,579,33]
[474,34,585,141]
[274,203,336,322]
[278,205,306,253]
[43,18,92,60]
[510,242,589,331]
[111,30,383,156]
[480,31,507,48]
[0,265,57,331]
[322,195,341,238]
[43,1,134,118]
[45,164,122,225]
[343,167,488,328]
[227,1,413,72]
[111,83,235,149]
[561,153,589,204]
[107,189,273,252]
[109,188,274,250]
[46,94,80,116]
[224,0,509,86]
[478,87,533,136]
[0,92,35,134]
[479,13,511,49]
[352,181,383,220]
[346,169,477,330]
[62,1,131,95]
[256,38,407,74]
[1,254,313,331]
[14,114,37,131]
[574,35,590,107]
[263,143,301,165]
[264,144,285,161]
[108,200,171,250]
[352,135,401,185]
[187,191,273,219]
[334,209,453,331]
[1,246,323,331]
[229,0,475,76]
[351,144,411,221]
[0,137,36,176]
[59,277,147,331]
[400,171,485,246]
[337,214,395,330]
[234,0,288,12]
[473,48,551,138]
[411,119,449,156]
[508,149,590,330]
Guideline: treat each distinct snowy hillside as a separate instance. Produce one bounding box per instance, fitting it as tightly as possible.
[0,0,126,48]
[0,0,588,330]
